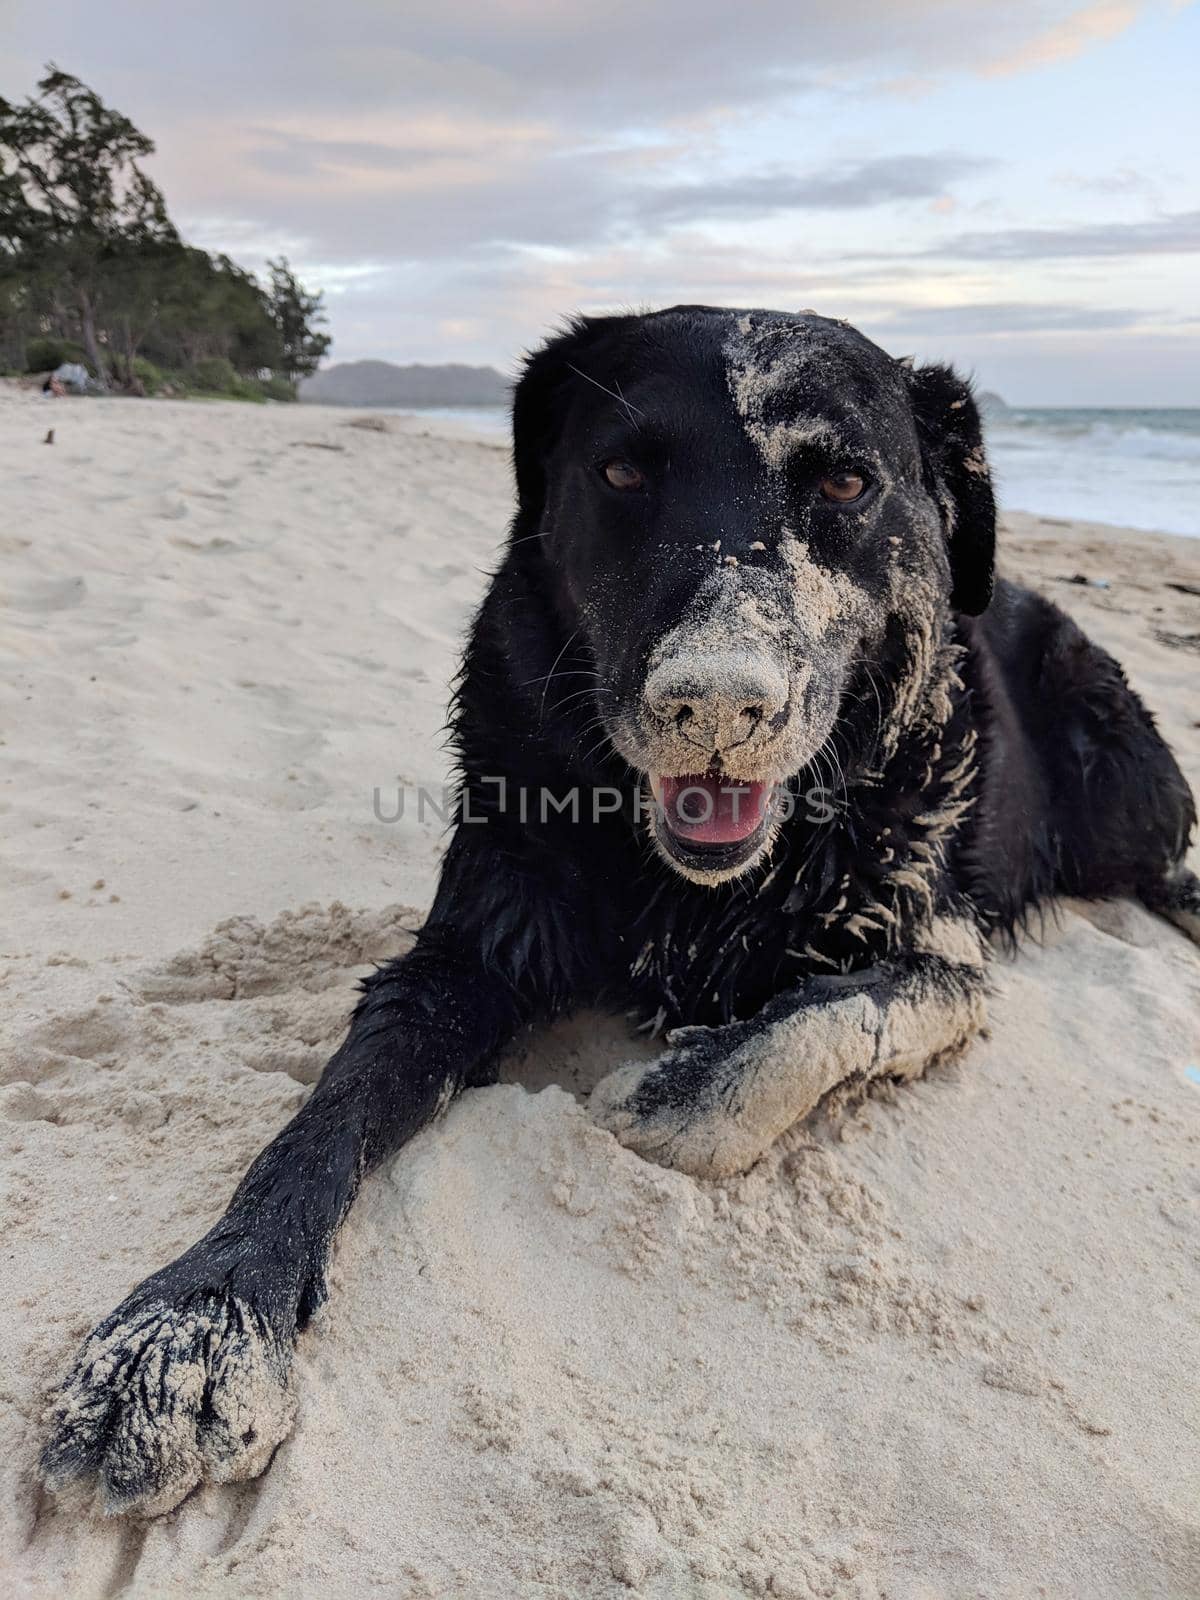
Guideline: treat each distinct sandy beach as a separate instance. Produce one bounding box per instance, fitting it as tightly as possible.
[3,387,1198,1599]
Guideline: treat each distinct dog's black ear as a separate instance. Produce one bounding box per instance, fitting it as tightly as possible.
[510,317,600,526]
[512,319,582,522]
[511,314,638,527]
[904,362,996,615]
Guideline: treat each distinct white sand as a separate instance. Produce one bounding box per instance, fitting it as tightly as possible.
[2,389,1198,1599]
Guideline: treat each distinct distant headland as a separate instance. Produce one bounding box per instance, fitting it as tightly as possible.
[300,361,510,408]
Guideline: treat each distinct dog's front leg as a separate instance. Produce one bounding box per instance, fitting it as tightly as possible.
[590,917,987,1179]
[39,932,525,1517]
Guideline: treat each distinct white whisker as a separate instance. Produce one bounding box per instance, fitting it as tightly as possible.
[567,363,644,428]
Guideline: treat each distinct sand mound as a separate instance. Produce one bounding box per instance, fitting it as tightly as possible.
[5,897,1199,1599]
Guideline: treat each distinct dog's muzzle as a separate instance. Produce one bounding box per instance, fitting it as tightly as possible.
[643,648,788,764]
[634,648,790,879]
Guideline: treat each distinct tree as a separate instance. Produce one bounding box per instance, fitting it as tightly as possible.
[0,66,329,397]
[267,256,331,383]
[0,66,177,387]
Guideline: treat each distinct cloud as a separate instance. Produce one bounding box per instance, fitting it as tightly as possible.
[629,155,990,227]
[241,119,554,184]
[171,128,990,269]
[3,0,1192,398]
[981,0,1141,77]
[866,301,1147,336]
[173,136,625,260]
[1057,166,1157,197]
[4,1,1165,128]
[932,210,1200,259]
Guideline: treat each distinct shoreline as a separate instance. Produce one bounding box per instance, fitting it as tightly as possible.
[11,378,1200,537]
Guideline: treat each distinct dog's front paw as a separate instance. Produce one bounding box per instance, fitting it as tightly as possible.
[589,1022,774,1179]
[40,1286,297,1517]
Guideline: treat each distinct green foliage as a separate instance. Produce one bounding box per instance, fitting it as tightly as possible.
[0,66,329,400]
[130,355,164,394]
[258,373,296,402]
[266,257,330,382]
[182,357,297,404]
[189,355,238,392]
[25,334,87,372]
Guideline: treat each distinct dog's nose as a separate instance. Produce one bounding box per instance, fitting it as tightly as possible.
[644,653,787,753]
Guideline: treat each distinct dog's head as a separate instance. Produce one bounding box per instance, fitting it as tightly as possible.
[512,306,994,884]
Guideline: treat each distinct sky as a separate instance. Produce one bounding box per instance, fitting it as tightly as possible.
[3,0,1198,403]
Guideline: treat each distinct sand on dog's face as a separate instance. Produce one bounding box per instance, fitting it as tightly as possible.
[541,310,956,883]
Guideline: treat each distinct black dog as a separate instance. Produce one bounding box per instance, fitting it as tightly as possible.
[41,306,1199,1516]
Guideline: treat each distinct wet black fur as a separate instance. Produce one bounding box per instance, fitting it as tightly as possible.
[41,306,1197,1512]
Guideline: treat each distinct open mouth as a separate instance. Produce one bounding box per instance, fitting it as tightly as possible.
[648,771,773,878]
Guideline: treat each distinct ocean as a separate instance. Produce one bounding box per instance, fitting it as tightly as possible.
[397,404,1200,539]
[985,407,1200,538]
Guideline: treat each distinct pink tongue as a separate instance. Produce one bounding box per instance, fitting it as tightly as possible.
[658,774,769,845]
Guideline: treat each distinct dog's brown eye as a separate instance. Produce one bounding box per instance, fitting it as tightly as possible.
[820,472,866,503]
[602,459,645,491]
